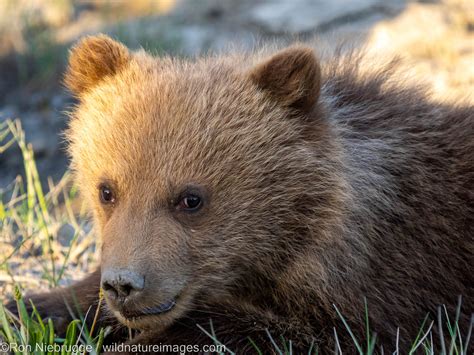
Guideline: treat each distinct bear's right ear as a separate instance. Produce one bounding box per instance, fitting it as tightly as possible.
[64,34,130,96]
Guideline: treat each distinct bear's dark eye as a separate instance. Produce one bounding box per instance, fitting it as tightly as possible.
[99,184,116,205]
[177,194,202,212]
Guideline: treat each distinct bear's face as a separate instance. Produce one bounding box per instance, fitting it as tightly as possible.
[66,36,341,329]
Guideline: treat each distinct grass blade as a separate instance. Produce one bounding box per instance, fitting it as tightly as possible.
[333,304,363,354]
[196,323,235,355]
[265,328,283,355]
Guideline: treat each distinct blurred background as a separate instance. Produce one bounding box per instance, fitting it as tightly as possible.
[0,0,472,293]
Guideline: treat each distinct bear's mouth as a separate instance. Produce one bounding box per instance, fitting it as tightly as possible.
[120,299,176,319]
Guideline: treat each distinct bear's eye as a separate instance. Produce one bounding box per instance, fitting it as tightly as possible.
[99,184,116,205]
[177,194,202,212]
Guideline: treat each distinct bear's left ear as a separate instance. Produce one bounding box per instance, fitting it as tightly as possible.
[64,34,131,96]
[249,45,321,113]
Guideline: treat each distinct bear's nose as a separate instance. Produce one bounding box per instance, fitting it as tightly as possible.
[101,269,145,301]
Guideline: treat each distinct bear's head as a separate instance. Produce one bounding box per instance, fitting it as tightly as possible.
[65,35,345,330]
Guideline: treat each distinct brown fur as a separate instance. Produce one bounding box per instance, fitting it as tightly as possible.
[7,35,473,354]
[249,45,321,112]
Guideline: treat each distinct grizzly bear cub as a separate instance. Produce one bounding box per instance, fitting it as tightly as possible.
[6,35,473,353]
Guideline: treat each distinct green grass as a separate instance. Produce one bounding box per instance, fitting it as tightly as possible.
[198,299,472,354]
[0,119,104,353]
[0,288,105,355]
[0,119,97,288]
[0,119,473,354]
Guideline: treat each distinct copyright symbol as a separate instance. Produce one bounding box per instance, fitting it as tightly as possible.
[0,341,10,352]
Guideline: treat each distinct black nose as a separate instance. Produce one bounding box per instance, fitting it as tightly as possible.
[101,269,145,301]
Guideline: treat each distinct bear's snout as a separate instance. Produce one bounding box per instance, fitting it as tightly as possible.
[101,268,145,303]
[100,267,181,323]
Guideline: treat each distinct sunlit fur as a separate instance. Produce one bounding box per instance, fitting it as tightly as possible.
[10,35,473,353]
